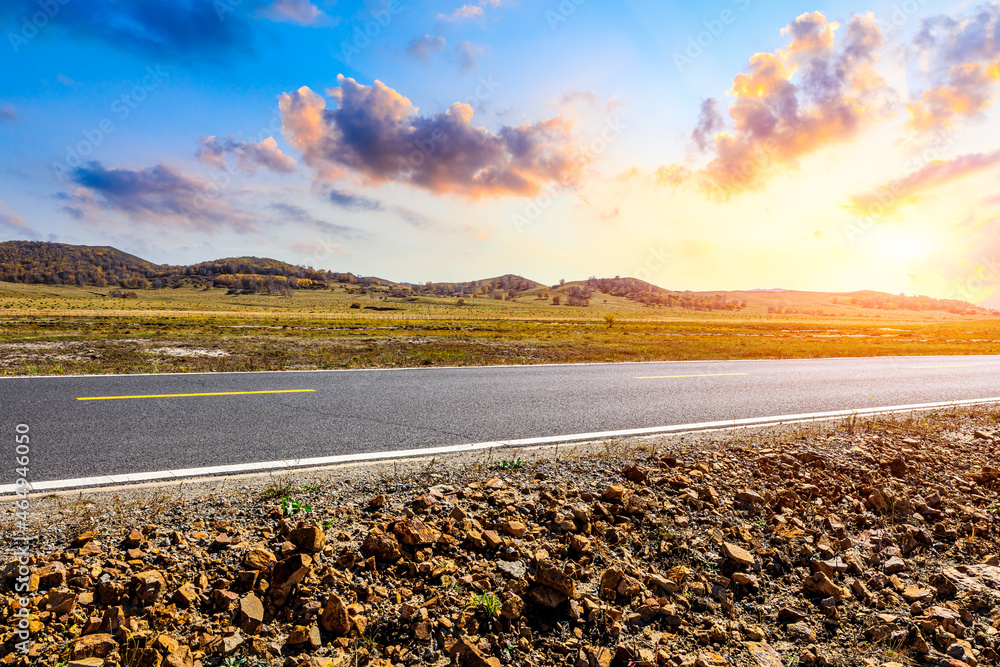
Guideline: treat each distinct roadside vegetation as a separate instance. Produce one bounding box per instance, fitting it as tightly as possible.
[1,281,999,376]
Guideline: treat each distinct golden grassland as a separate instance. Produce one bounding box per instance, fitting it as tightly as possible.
[1,282,999,375]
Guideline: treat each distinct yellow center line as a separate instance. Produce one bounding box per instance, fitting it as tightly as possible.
[635,373,749,379]
[77,389,316,401]
[907,365,974,369]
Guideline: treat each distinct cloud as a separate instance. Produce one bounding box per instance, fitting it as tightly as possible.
[0,0,261,63]
[196,136,297,173]
[455,41,484,73]
[260,0,324,25]
[61,161,256,233]
[278,76,585,199]
[288,240,348,256]
[0,104,17,122]
[327,189,384,211]
[914,3,1000,70]
[406,34,446,61]
[907,61,999,131]
[690,99,723,151]
[0,200,37,238]
[846,148,1000,216]
[268,201,362,237]
[658,11,888,199]
[557,91,599,109]
[907,4,1000,133]
[438,0,502,22]
[394,206,435,229]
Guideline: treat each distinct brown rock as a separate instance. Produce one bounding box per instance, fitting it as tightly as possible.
[71,531,96,547]
[623,465,648,482]
[220,632,243,656]
[162,645,194,667]
[600,568,623,599]
[130,570,167,604]
[570,534,592,553]
[528,586,568,608]
[37,561,68,587]
[70,633,116,660]
[501,593,525,619]
[152,634,179,654]
[777,606,808,623]
[902,584,934,603]
[394,518,439,546]
[616,574,642,598]
[482,530,504,549]
[696,653,728,667]
[722,542,755,568]
[41,589,77,616]
[786,622,817,642]
[884,556,907,574]
[320,593,351,636]
[289,523,327,552]
[450,637,501,667]
[940,565,1000,603]
[501,519,527,538]
[212,588,239,611]
[602,484,626,501]
[745,641,782,667]
[270,553,313,604]
[802,572,850,601]
[239,593,265,633]
[67,660,104,667]
[414,620,432,641]
[362,527,402,560]
[79,541,104,557]
[243,548,277,571]
[535,561,577,598]
[285,624,321,647]
[172,582,199,608]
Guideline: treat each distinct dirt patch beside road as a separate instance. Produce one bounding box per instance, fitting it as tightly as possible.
[2,409,999,666]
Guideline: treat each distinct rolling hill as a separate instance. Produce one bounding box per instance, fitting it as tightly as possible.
[0,241,991,314]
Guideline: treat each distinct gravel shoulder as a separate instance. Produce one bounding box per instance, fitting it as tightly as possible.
[2,408,999,667]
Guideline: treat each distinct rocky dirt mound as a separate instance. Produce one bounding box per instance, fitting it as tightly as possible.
[2,410,999,667]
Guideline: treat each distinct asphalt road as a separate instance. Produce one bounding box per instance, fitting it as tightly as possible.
[3,355,1000,487]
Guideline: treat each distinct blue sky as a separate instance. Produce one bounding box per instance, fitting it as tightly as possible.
[2,0,999,301]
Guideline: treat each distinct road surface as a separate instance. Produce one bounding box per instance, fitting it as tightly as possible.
[3,355,1000,490]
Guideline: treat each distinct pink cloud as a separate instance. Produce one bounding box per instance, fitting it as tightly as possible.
[279,76,585,199]
[846,148,1000,216]
[658,11,889,199]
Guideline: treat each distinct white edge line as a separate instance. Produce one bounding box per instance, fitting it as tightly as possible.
[4,395,999,495]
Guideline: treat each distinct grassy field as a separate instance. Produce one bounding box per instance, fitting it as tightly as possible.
[2,282,999,375]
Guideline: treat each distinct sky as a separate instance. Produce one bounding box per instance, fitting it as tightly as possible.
[1,0,999,302]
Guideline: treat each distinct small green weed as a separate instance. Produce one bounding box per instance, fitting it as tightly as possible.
[280,496,312,516]
[467,592,502,618]
[261,480,293,499]
[489,458,524,471]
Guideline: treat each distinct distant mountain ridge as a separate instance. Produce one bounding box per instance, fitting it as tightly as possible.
[0,240,991,314]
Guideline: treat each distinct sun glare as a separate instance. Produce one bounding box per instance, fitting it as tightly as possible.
[870,228,933,261]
